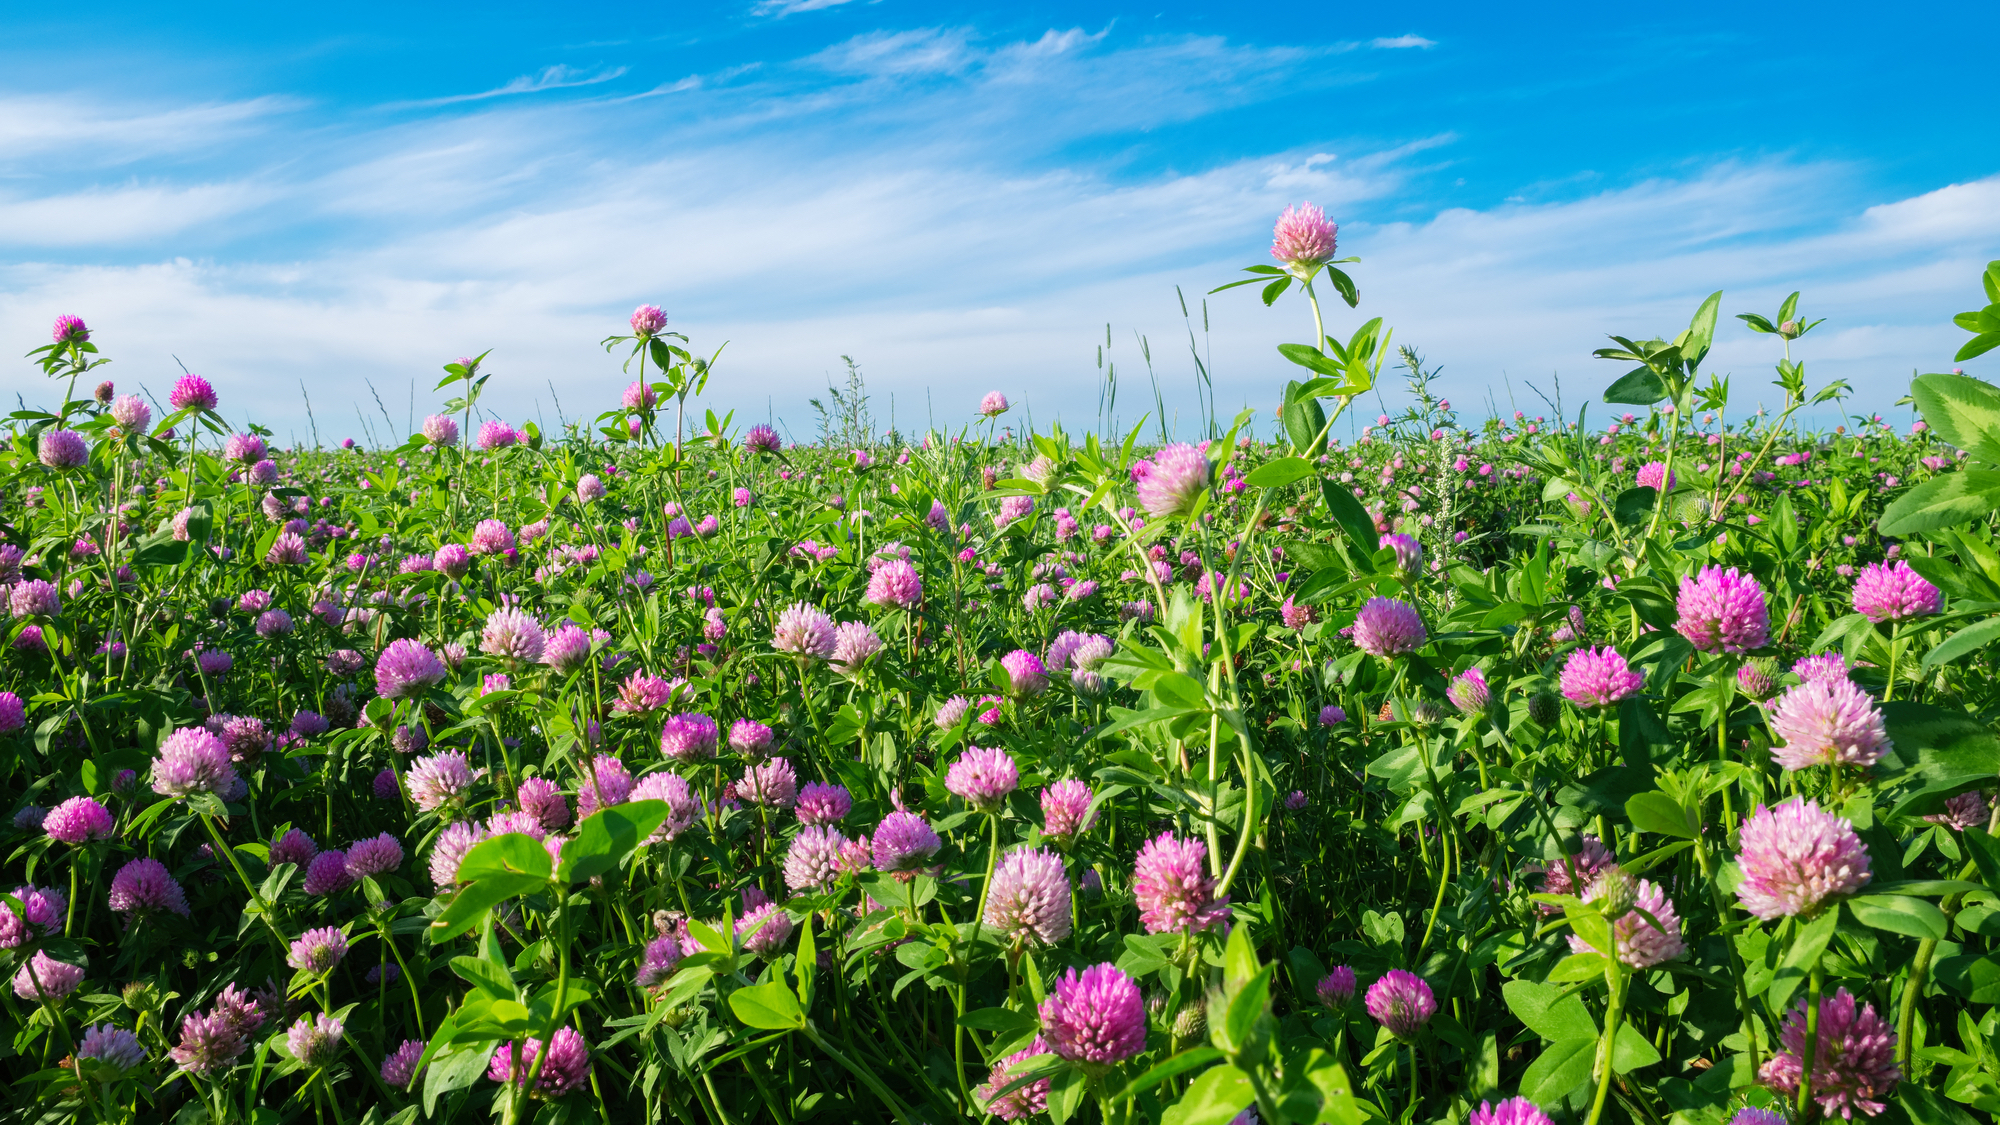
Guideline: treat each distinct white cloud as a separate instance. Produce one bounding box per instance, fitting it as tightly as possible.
[752,0,864,16]
[0,94,300,167]
[0,27,1992,443]
[1370,35,1436,49]
[808,28,975,77]
[385,65,630,109]
[0,182,271,246]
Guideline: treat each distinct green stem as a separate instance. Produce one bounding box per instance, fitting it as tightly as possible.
[1796,966,1822,1123]
[199,813,289,957]
[1585,959,1627,1125]
[801,1024,920,1125]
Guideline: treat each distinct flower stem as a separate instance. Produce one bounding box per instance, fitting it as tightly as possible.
[1585,946,1626,1125]
[1796,966,1822,1124]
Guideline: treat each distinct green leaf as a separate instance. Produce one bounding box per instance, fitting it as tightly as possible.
[559,800,669,883]
[1847,894,1949,940]
[1611,1024,1662,1074]
[429,873,547,943]
[728,980,805,1030]
[1502,980,1597,1041]
[1683,290,1723,371]
[1116,1047,1224,1100]
[1923,616,2000,668]
[1520,1037,1597,1103]
[1276,344,1343,377]
[1150,671,1209,710]
[458,833,553,883]
[1878,470,2000,536]
[1320,479,1379,562]
[1546,953,1608,983]
[1910,372,2000,465]
[959,1007,1038,1035]
[1161,1063,1255,1125]
[1613,486,1657,527]
[1962,827,2000,891]
[1883,701,2000,818]
[1603,367,1668,405]
[1221,965,1273,1056]
[1625,792,1696,839]
[1771,909,1839,1013]
[1243,456,1315,489]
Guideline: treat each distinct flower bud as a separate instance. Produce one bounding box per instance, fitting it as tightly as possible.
[1588,867,1640,920]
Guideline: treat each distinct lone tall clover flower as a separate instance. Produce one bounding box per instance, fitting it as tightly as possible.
[984,847,1071,946]
[1559,646,1643,707]
[1734,797,1872,919]
[1352,597,1427,657]
[1758,987,1901,1119]
[1039,963,1146,1067]
[630,305,668,336]
[1270,202,1338,272]
[1767,677,1892,770]
[1365,970,1436,1039]
[170,373,218,412]
[1850,560,1941,623]
[1674,566,1770,654]
[1133,443,1210,518]
[1132,832,1229,934]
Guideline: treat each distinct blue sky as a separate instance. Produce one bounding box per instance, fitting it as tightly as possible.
[3,1,1996,444]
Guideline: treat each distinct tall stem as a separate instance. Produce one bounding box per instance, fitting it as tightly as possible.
[1585,955,1626,1125]
[1796,967,1822,1123]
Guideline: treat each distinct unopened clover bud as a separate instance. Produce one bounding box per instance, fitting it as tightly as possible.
[1588,867,1640,920]
[1527,691,1561,727]
[1779,319,1802,339]
[122,980,162,1012]
[1173,1003,1207,1040]
[1410,699,1449,725]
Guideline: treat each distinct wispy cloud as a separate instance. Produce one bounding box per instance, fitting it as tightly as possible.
[385,65,630,110]
[752,0,864,16]
[0,94,301,166]
[1370,35,1436,49]
[808,28,975,77]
